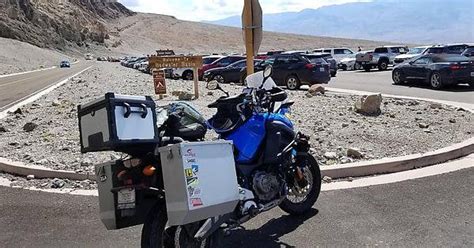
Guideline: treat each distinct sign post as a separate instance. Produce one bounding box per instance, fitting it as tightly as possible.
[153,69,166,98]
[149,55,203,99]
[242,0,263,76]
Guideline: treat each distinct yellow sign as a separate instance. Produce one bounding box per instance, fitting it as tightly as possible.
[149,56,203,69]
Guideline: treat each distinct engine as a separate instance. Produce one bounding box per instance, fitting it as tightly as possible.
[252,171,284,202]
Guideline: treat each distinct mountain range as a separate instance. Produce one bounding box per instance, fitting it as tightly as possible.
[208,0,474,44]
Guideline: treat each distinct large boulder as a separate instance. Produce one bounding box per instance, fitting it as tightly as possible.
[355,94,383,116]
[308,84,326,96]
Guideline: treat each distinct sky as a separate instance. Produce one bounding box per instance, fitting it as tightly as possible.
[118,0,372,21]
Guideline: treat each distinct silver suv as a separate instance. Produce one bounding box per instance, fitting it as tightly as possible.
[356,46,409,71]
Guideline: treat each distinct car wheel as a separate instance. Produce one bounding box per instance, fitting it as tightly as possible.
[212,74,225,84]
[331,71,337,77]
[364,65,371,72]
[183,70,194,80]
[286,75,301,90]
[354,63,361,71]
[469,82,474,88]
[341,65,348,71]
[430,72,443,90]
[392,69,405,85]
[378,61,388,71]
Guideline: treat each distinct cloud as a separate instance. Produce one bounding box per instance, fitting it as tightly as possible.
[118,0,371,21]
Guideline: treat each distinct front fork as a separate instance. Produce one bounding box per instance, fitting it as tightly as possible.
[289,132,312,188]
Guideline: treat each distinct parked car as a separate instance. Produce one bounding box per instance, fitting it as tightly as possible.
[60,60,70,68]
[137,61,149,73]
[312,48,355,63]
[338,54,363,71]
[461,46,474,57]
[242,53,331,90]
[203,59,262,83]
[356,46,409,71]
[392,55,474,89]
[317,53,337,77]
[172,55,224,80]
[198,55,245,79]
[423,44,470,55]
[97,57,108,61]
[133,58,148,69]
[281,50,309,55]
[84,54,93,60]
[394,46,430,64]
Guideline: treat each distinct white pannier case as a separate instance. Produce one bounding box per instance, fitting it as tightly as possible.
[78,93,159,153]
[159,141,240,226]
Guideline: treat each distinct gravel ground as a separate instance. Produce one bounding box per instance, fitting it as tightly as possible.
[0,62,473,183]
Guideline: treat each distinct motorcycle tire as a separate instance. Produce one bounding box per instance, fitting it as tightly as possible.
[141,205,175,248]
[279,154,322,216]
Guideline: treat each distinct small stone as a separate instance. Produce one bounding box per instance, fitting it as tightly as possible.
[0,125,8,132]
[26,175,35,180]
[13,108,23,115]
[305,92,314,98]
[178,92,194,101]
[342,123,349,128]
[449,119,457,124]
[52,100,61,107]
[347,147,364,159]
[354,94,383,116]
[350,119,358,124]
[455,107,466,112]
[322,176,332,183]
[51,178,65,189]
[207,91,214,96]
[340,157,354,164]
[418,123,430,129]
[23,122,38,132]
[347,177,354,182]
[8,142,19,146]
[81,158,93,167]
[389,113,396,118]
[424,129,433,134]
[323,152,338,160]
[430,103,443,109]
[308,84,326,96]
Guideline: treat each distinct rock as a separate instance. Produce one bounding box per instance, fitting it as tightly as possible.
[342,123,349,128]
[418,123,430,129]
[13,108,23,115]
[308,84,326,96]
[23,122,38,132]
[323,152,338,160]
[8,142,19,146]
[305,92,314,98]
[207,91,214,96]
[26,175,35,180]
[110,154,121,161]
[81,158,93,167]
[347,147,364,159]
[350,119,358,124]
[51,178,65,189]
[430,103,443,109]
[455,107,466,112]
[389,113,396,118]
[171,91,184,96]
[347,177,354,182]
[424,129,433,134]
[52,100,61,107]
[178,92,194,101]
[449,119,457,124]
[340,157,354,164]
[0,125,8,132]
[354,94,383,116]
[322,176,332,183]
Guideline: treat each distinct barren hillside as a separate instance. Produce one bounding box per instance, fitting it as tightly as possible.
[106,13,389,55]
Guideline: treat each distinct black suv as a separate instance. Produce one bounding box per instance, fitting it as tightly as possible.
[241,54,331,90]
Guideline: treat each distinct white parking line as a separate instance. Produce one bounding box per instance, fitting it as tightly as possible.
[0,66,92,119]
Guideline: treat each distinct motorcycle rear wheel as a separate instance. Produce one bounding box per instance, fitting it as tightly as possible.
[279,154,321,216]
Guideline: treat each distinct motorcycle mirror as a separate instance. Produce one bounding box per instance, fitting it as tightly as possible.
[207,80,220,90]
[263,65,273,79]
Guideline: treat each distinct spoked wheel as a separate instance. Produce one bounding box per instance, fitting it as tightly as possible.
[279,154,321,215]
[392,69,404,85]
[286,75,301,90]
[212,74,225,84]
[430,72,443,90]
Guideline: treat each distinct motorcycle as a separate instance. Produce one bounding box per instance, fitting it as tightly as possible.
[85,66,321,247]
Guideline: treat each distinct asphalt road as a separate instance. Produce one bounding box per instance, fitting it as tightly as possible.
[1,168,472,248]
[0,61,92,111]
[330,70,474,104]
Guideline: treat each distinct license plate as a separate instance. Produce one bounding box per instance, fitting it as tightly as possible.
[471,72,474,77]
[320,68,325,72]
[117,188,136,210]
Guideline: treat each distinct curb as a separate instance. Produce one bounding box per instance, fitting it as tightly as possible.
[0,88,473,181]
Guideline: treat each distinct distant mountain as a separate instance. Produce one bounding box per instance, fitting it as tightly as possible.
[209,0,474,44]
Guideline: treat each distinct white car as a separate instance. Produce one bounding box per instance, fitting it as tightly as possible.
[394,46,430,64]
[313,48,355,63]
[173,55,223,80]
[338,54,361,71]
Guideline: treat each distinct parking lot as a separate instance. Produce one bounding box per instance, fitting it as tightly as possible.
[329,69,474,104]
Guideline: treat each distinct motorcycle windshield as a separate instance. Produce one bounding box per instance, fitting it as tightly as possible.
[245,71,277,91]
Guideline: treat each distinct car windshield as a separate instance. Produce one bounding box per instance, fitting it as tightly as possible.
[203,57,220,64]
[228,60,246,68]
[425,47,445,54]
[303,56,327,64]
[262,58,275,66]
[408,47,426,54]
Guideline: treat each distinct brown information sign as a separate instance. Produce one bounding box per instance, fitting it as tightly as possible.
[149,56,203,70]
[153,70,166,95]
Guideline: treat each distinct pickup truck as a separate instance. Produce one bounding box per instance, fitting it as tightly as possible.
[356,46,409,71]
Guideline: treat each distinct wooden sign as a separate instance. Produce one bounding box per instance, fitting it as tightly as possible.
[153,70,166,95]
[156,49,175,56]
[149,55,203,99]
[149,56,203,69]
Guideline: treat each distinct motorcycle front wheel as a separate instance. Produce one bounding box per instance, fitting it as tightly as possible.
[279,154,322,216]
[141,204,220,248]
